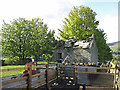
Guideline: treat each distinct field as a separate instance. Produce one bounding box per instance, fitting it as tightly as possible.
[108,41,120,64]
[1,65,25,77]
[109,44,118,51]
[1,61,57,77]
[108,42,120,52]
[1,65,25,69]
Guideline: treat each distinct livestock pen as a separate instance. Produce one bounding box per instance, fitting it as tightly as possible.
[1,63,120,90]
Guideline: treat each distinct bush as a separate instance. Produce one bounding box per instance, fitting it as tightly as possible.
[3,56,19,65]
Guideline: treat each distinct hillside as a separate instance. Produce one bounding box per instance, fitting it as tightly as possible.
[108,41,120,64]
[107,41,120,51]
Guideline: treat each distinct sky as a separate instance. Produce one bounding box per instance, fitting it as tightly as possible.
[0,0,119,43]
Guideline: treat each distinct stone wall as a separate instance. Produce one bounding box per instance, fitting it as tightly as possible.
[90,40,98,64]
[52,38,98,64]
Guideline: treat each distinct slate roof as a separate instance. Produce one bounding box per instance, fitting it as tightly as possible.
[74,41,90,48]
[55,34,94,49]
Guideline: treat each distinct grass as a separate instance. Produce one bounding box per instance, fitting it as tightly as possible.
[109,42,119,52]
[1,65,25,69]
[1,61,57,77]
[109,45,118,51]
[1,65,25,77]
[37,61,57,64]
[1,70,24,77]
[37,61,48,64]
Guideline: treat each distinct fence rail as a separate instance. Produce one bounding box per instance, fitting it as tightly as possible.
[2,64,58,89]
[2,65,46,72]
[59,64,119,88]
[1,63,120,89]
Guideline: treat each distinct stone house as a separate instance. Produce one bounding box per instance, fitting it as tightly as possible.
[52,35,98,64]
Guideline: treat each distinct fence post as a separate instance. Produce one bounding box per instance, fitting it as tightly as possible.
[114,67,117,88]
[27,65,32,89]
[85,64,88,72]
[56,64,58,82]
[45,64,49,90]
[118,66,120,89]
[74,64,77,85]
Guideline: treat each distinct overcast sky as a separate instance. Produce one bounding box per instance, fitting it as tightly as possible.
[0,0,119,43]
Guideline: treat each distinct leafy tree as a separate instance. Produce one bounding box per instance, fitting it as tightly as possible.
[28,18,48,61]
[43,30,57,55]
[2,18,57,64]
[29,18,57,61]
[2,18,31,64]
[58,6,112,63]
[112,46,120,64]
[94,29,113,63]
[59,6,99,41]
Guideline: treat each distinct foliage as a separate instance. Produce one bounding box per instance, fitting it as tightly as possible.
[58,6,112,63]
[112,50,120,64]
[94,29,113,63]
[2,18,30,63]
[2,18,57,64]
[109,42,120,64]
[112,59,119,64]
[58,6,99,41]
[3,56,19,64]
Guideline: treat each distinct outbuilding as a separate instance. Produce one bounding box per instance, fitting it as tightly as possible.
[52,34,98,65]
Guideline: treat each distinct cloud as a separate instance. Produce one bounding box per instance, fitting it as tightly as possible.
[84,0,119,2]
[98,14,118,43]
[0,0,118,43]
[0,0,84,38]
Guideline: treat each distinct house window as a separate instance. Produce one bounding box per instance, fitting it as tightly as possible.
[58,53,62,59]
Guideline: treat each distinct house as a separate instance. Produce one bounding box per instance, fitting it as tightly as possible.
[52,34,98,65]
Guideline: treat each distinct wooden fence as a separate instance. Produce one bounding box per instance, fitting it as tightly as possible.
[58,64,119,88]
[2,63,120,89]
[2,64,58,89]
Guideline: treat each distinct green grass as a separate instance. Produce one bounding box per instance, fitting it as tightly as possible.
[109,45,118,51]
[37,61,57,64]
[1,70,24,77]
[109,42,119,52]
[37,61,48,64]
[1,65,25,77]
[1,65,25,69]
[1,61,57,77]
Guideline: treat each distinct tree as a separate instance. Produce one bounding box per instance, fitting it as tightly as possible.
[94,29,113,63]
[2,18,57,64]
[28,18,48,61]
[29,18,57,61]
[58,6,112,63]
[59,6,99,41]
[2,18,31,64]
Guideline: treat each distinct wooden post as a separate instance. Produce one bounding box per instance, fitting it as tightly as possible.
[60,63,65,80]
[85,64,88,72]
[56,64,58,82]
[45,64,49,90]
[107,64,111,73]
[100,63,105,72]
[118,66,120,78]
[74,64,77,85]
[114,67,117,88]
[27,65,32,89]
[62,63,65,78]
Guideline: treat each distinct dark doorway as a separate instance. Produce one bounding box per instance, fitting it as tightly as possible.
[58,53,62,59]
